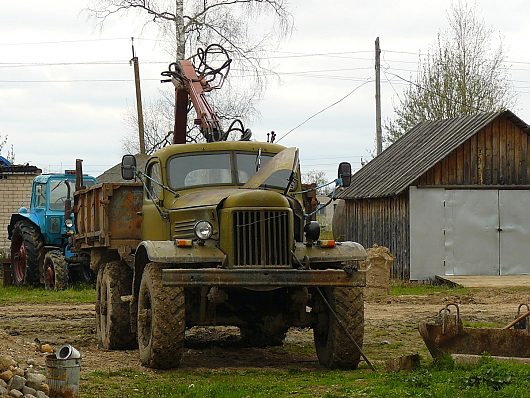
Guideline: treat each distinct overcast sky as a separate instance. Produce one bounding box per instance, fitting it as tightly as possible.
[1,0,529,179]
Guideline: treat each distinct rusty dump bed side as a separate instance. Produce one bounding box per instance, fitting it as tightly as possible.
[74,182,143,250]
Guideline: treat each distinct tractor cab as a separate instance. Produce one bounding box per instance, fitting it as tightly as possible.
[8,171,97,286]
[27,173,97,246]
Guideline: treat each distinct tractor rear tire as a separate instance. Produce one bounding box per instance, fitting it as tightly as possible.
[95,261,136,350]
[313,287,364,369]
[10,220,44,286]
[137,263,185,369]
[43,250,68,290]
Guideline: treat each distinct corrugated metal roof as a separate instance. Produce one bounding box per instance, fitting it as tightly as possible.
[337,110,529,199]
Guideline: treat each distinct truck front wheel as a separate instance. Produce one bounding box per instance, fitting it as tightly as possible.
[10,220,43,286]
[96,261,136,349]
[137,263,185,369]
[43,250,68,290]
[313,287,364,369]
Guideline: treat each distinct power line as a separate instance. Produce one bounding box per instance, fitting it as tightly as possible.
[0,37,131,46]
[276,79,373,143]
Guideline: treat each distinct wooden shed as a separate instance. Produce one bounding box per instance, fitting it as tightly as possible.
[335,110,530,280]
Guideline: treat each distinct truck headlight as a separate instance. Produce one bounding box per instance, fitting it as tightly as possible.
[65,219,73,228]
[194,220,213,240]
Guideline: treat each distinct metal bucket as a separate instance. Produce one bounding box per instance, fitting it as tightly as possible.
[46,355,81,398]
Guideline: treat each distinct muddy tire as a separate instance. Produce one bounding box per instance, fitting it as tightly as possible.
[10,220,44,286]
[43,250,68,290]
[313,287,364,369]
[137,263,185,369]
[96,261,136,350]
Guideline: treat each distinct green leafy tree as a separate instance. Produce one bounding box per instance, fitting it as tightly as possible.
[385,1,516,145]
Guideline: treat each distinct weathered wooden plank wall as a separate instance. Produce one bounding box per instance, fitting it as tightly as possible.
[343,193,409,279]
[415,115,529,186]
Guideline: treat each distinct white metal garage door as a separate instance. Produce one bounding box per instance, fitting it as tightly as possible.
[443,190,499,276]
[410,187,530,280]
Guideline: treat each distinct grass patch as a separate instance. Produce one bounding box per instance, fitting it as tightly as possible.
[82,358,530,398]
[390,281,471,296]
[463,320,504,329]
[0,285,95,304]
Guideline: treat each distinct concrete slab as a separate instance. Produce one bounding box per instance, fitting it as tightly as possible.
[436,275,530,288]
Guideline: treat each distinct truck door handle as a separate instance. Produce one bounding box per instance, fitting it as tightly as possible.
[497,227,503,232]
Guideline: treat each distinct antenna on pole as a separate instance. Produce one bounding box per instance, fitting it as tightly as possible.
[375,37,382,155]
[131,37,146,155]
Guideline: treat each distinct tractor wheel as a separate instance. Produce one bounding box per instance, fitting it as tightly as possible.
[137,263,185,369]
[69,254,95,285]
[43,250,68,290]
[95,261,136,350]
[10,220,44,286]
[313,287,364,369]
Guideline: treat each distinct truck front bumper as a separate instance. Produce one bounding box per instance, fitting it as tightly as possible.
[162,268,365,288]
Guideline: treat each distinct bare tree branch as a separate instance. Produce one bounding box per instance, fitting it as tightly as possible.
[384,1,516,145]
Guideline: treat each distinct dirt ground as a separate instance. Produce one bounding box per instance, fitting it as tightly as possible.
[1,288,530,375]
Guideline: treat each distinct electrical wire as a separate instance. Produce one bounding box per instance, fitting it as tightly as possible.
[276,79,373,143]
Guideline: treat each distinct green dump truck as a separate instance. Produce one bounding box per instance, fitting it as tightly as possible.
[73,141,367,369]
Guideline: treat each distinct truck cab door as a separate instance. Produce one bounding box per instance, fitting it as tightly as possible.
[142,161,169,240]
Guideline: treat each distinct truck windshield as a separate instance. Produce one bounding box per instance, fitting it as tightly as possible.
[168,153,232,189]
[167,151,298,190]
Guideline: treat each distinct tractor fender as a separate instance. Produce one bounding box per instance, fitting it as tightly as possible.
[7,212,40,240]
[293,241,367,264]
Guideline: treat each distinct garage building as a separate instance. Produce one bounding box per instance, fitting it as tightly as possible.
[335,110,530,280]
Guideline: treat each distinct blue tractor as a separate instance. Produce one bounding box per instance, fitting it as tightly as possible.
[8,172,97,289]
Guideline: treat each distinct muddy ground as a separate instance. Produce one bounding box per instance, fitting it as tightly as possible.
[1,288,530,375]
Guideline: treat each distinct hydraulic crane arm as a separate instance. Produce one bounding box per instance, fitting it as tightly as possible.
[162,44,251,145]
[170,60,223,144]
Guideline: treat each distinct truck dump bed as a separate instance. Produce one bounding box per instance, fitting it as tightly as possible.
[74,182,143,251]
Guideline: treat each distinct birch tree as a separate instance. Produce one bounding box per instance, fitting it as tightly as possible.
[88,0,292,151]
[385,1,516,145]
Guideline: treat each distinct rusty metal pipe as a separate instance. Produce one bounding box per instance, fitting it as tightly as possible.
[503,309,530,330]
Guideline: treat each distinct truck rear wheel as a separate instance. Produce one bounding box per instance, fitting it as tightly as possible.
[43,250,68,290]
[313,287,364,369]
[138,263,185,369]
[96,261,136,350]
[10,220,43,286]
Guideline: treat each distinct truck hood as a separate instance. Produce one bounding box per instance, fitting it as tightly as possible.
[243,147,299,190]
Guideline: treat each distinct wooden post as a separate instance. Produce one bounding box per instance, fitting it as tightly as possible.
[375,37,382,155]
[131,38,146,154]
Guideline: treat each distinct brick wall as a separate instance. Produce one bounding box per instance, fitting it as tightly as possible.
[0,169,41,254]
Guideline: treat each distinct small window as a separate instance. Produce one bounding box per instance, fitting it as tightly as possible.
[35,184,46,208]
[49,181,69,210]
[145,162,162,200]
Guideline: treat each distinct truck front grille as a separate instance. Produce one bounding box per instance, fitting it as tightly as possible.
[232,210,290,266]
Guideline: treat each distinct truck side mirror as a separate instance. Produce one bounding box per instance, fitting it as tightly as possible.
[338,162,352,187]
[121,155,137,181]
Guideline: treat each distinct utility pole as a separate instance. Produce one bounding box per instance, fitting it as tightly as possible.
[131,38,146,155]
[375,37,382,156]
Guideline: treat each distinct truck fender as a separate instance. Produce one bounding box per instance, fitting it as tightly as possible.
[7,212,40,240]
[132,240,226,294]
[293,241,367,265]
